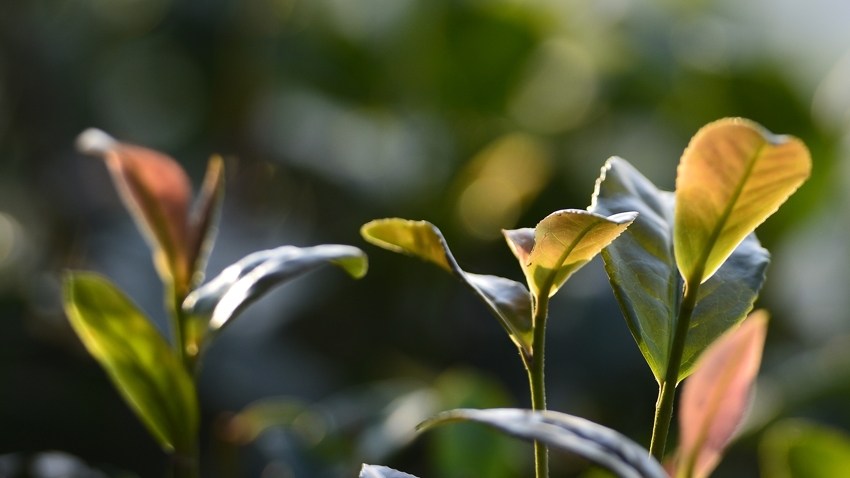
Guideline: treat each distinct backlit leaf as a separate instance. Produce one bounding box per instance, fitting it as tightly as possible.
[674,118,810,286]
[674,311,768,478]
[419,408,666,478]
[183,245,368,332]
[361,219,533,358]
[760,419,850,478]
[63,272,198,454]
[188,155,225,287]
[589,157,769,382]
[521,209,637,300]
[360,465,419,478]
[76,128,193,294]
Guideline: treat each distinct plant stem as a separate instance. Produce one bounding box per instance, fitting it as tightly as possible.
[649,276,701,461]
[528,293,550,478]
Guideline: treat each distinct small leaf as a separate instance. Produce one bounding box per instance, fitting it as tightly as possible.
[360,465,419,478]
[188,155,225,287]
[589,157,770,382]
[183,245,368,332]
[419,408,667,478]
[522,209,637,299]
[63,272,198,454]
[674,310,769,478]
[362,219,533,358]
[760,419,850,478]
[674,118,810,286]
[76,128,194,294]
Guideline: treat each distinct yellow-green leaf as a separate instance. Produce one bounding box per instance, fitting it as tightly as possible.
[361,219,533,358]
[63,272,199,454]
[674,118,810,286]
[760,419,850,478]
[522,210,637,300]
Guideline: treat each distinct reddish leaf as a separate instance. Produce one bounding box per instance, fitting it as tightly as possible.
[674,310,769,478]
[77,129,193,292]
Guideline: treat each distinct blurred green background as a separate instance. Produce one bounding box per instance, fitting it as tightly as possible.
[2,0,850,476]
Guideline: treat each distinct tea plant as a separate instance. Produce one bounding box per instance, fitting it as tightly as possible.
[63,129,368,477]
[360,118,811,478]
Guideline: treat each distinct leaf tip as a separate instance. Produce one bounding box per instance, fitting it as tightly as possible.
[76,128,118,157]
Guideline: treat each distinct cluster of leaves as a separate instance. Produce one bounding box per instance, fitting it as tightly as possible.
[63,129,368,471]
[359,118,811,478]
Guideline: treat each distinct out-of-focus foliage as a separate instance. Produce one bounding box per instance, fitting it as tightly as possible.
[1,0,849,476]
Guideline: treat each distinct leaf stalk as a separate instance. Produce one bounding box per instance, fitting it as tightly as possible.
[528,293,550,478]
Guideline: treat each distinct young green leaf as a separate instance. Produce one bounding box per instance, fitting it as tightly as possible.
[589,157,769,382]
[419,408,667,478]
[674,118,810,286]
[514,209,637,300]
[673,310,768,478]
[183,245,368,333]
[76,129,194,294]
[760,419,850,478]
[361,219,533,358]
[360,465,419,478]
[62,272,199,454]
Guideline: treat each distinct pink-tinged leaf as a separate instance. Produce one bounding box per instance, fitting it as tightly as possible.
[675,310,769,478]
[503,227,534,278]
[188,155,225,287]
[77,129,193,293]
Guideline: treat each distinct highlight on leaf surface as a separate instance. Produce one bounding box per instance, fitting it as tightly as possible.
[183,244,368,333]
[673,118,810,286]
[589,157,769,382]
[361,218,534,358]
[672,310,768,478]
[360,464,419,478]
[760,419,850,478]
[62,272,199,454]
[419,408,667,478]
[511,209,637,300]
[76,128,225,296]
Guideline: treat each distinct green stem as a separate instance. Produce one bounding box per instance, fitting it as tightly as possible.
[649,276,701,461]
[528,293,550,478]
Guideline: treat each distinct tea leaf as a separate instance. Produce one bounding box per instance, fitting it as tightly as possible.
[674,118,810,286]
[184,245,368,332]
[361,219,533,358]
[63,272,198,454]
[76,128,193,294]
[188,155,225,287]
[360,465,419,478]
[760,419,850,478]
[589,157,769,382]
[674,310,768,478]
[521,209,637,300]
[419,408,667,478]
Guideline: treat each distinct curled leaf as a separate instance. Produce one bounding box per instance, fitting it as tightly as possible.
[674,310,769,478]
[419,408,667,478]
[183,244,368,332]
[515,209,637,300]
[361,219,533,358]
[360,465,419,478]
[674,118,810,286]
[589,157,769,382]
[63,272,198,454]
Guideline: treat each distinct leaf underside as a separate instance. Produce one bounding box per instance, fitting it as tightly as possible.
[674,118,810,286]
[360,465,419,478]
[361,219,534,357]
[590,157,770,382]
[63,272,198,454]
[183,244,368,332]
[419,408,667,478]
